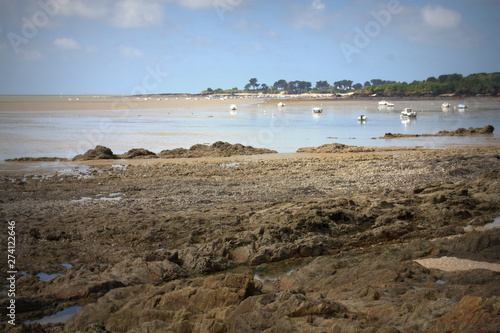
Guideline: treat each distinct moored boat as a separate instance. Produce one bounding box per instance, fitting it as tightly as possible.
[442,102,451,108]
[230,104,237,110]
[312,107,323,113]
[400,108,417,118]
[458,103,468,109]
[277,102,285,107]
[358,115,367,121]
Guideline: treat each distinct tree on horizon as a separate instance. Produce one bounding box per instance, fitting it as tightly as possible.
[273,79,288,91]
[249,78,260,90]
[315,80,330,90]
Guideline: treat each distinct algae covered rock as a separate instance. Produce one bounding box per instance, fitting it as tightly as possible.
[72,145,117,161]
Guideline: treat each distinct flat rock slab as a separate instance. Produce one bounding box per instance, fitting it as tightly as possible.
[415,256,500,272]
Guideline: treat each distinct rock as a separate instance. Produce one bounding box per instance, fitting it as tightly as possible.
[5,144,500,332]
[118,148,157,159]
[380,125,495,139]
[158,141,277,158]
[176,252,231,274]
[477,125,495,134]
[103,258,188,285]
[72,145,117,161]
[51,258,188,299]
[5,157,68,162]
[429,295,500,333]
[65,274,259,332]
[297,143,374,153]
[228,291,349,332]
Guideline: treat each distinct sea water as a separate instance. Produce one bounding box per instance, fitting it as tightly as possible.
[0,97,499,161]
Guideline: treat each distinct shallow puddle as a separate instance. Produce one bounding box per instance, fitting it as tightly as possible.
[37,272,64,282]
[254,268,294,282]
[227,258,312,282]
[24,306,82,325]
[464,214,500,230]
[71,192,124,202]
[484,215,500,228]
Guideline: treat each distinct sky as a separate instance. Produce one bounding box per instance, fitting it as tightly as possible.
[0,0,499,95]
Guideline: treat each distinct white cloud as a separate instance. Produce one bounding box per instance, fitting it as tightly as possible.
[185,35,216,49]
[233,41,267,54]
[421,5,461,29]
[58,0,166,28]
[119,45,143,58]
[311,0,326,11]
[389,5,484,48]
[20,49,43,61]
[288,0,338,31]
[58,0,109,20]
[169,0,219,10]
[109,0,165,28]
[54,38,81,50]
[262,28,278,39]
[234,17,261,33]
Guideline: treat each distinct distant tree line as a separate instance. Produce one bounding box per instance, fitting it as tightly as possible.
[201,78,362,95]
[200,73,500,96]
[359,73,500,97]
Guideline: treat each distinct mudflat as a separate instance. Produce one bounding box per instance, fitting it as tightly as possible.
[0,95,257,112]
[1,144,499,332]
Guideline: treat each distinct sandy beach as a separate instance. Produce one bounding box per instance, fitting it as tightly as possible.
[2,93,498,112]
[0,95,263,112]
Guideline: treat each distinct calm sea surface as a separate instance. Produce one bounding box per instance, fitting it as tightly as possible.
[1,96,499,160]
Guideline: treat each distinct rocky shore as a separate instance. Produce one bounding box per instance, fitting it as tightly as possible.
[1,144,499,332]
[6,142,277,162]
[381,125,495,139]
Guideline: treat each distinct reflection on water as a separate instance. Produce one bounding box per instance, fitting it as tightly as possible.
[1,98,499,160]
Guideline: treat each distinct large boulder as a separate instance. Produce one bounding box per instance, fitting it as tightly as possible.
[65,274,258,332]
[72,145,117,161]
[118,148,157,159]
[429,295,500,333]
[158,141,277,158]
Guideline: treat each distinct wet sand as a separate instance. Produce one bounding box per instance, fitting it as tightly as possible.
[0,95,261,112]
[2,94,498,112]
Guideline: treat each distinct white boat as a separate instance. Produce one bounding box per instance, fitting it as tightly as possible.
[458,103,468,109]
[378,100,388,105]
[386,102,394,107]
[400,108,417,118]
[358,115,367,121]
[277,102,285,107]
[230,104,237,110]
[312,107,323,113]
[442,102,451,108]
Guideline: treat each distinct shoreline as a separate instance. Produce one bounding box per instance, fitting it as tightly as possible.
[2,142,499,174]
[1,94,499,111]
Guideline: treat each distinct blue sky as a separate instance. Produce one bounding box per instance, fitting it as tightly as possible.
[0,0,499,95]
